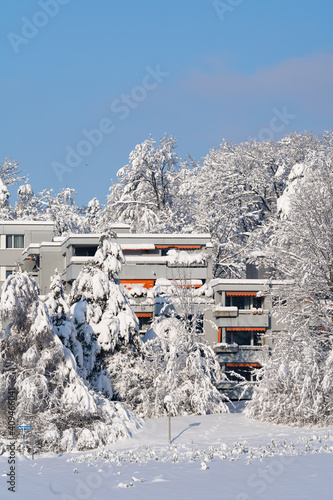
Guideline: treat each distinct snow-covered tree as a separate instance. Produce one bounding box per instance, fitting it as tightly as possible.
[0,179,13,220]
[246,151,333,426]
[0,272,141,453]
[69,232,141,398]
[192,132,325,277]
[85,197,103,232]
[113,279,228,417]
[105,134,180,232]
[113,314,228,417]
[155,316,228,416]
[15,183,42,220]
[0,157,26,187]
[40,187,88,236]
[45,270,83,371]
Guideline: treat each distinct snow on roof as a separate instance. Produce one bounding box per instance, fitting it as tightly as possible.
[119,233,211,239]
[209,278,293,287]
[209,278,270,287]
[124,256,168,263]
[110,222,131,227]
[68,257,92,263]
[22,240,63,255]
[0,220,54,225]
[121,244,155,250]
[155,278,203,286]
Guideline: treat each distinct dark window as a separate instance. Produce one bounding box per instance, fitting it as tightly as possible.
[253,296,264,308]
[6,235,24,248]
[225,294,263,309]
[226,330,263,346]
[74,246,97,257]
[138,316,152,333]
[5,270,13,279]
[226,295,251,309]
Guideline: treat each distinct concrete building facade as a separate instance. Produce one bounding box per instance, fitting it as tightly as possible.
[0,220,282,398]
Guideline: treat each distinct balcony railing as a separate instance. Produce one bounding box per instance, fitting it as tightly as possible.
[214,307,270,328]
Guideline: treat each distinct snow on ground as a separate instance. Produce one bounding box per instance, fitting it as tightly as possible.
[1,404,333,500]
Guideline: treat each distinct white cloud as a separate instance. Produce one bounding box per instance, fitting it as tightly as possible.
[181,53,333,113]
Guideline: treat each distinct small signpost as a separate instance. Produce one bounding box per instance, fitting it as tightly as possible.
[18,425,31,457]
[164,395,174,444]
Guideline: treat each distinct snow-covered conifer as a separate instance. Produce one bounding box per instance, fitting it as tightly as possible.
[69,232,141,397]
[45,270,83,372]
[0,272,141,453]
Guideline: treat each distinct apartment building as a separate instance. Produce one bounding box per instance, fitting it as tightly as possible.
[0,221,54,285]
[0,220,282,398]
[13,222,211,333]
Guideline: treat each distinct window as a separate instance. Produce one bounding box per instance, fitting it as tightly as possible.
[5,270,13,279]
[6,235,24,248]
[226,295,251,309]
[73,246,97,257]
[161,248,171,257]
[226,329,264,346]
[226,293,263,309]
[136,314,152,333]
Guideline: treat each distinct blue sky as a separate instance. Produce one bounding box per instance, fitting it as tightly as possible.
[1,0,333,205]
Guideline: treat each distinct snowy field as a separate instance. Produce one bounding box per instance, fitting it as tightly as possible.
[1,404,333,500]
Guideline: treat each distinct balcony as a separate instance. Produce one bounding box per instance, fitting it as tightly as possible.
[214,344,268,364]
[214,307,269,328]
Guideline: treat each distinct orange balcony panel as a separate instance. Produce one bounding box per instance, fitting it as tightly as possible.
[120,279,155,289]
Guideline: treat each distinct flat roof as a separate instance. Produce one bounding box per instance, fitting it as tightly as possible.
[0,220,54,225]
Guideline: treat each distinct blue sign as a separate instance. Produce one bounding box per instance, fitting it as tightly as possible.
[18,425,31,430]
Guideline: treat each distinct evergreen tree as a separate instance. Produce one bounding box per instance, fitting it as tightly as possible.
[45,271,83,372]
[0,272,141,453]
[69,232,141,398]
